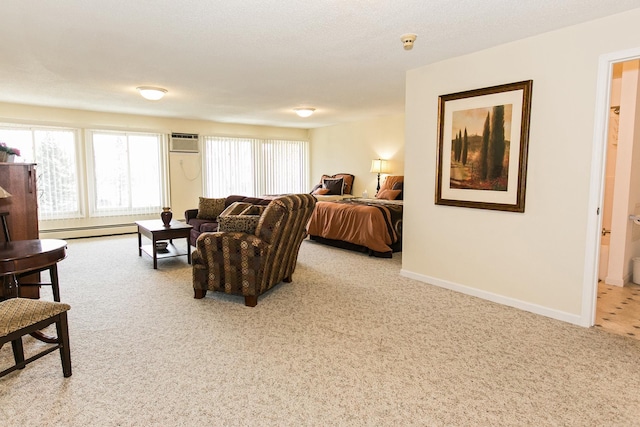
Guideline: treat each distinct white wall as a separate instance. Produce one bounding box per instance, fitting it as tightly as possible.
[403,8,640,325]
[309,114,405,196]
[0,102,308,236]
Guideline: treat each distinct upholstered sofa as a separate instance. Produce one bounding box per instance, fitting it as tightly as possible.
[192,194,316,306]
[185,195,271,246]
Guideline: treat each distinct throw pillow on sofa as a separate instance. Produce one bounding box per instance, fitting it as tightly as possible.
[196,197,226,220]
[219,202,252,218]
[240,205,267,216]
[217,215,261,234]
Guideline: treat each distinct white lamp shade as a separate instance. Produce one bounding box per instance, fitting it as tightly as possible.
[137,86,167,101]
[294,108,315,118]
[0,185,11,198]
[370,159,390,174]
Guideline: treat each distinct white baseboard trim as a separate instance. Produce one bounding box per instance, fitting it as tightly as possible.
[400,269,584,327]
[40,224,137,239]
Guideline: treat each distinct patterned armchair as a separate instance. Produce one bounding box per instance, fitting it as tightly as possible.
[192,194,316,306]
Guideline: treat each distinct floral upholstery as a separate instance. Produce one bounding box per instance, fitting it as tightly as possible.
[192,194,316,306]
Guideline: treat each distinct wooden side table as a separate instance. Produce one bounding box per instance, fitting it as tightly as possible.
[136,220,193,269]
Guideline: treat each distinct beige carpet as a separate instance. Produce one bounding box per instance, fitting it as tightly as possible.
[1,235,640,426]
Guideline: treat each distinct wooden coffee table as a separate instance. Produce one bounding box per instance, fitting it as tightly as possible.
[135,220,193,269]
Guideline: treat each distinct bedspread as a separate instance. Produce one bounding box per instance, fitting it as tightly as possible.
[307,198,403,256]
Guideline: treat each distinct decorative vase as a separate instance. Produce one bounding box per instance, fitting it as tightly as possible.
[161,207,172,227]
[7,154,15,163]
[0,152,6,162]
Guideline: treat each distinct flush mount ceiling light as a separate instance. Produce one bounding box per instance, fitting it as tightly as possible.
[294,108,315,118]
[136,86,167,101]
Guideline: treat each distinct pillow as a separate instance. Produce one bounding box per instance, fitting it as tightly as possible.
[376,189,401,200]
[379,176,404,192]
[312,188,330,195]
[217,215,261,234]
[218,202,252,218]
[392,181,404,200]
[309,183,322,194]
[240,205,267,216]
[322,177,344,195]
[196,197,226,220]
[321,173,354,195]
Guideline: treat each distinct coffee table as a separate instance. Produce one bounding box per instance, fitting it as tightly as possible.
[135,220,193,269]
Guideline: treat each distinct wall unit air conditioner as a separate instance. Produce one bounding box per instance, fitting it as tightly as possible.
[170,133,199,153]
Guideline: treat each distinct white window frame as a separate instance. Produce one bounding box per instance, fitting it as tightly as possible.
[85,130,170,218]
[0,124,85,221]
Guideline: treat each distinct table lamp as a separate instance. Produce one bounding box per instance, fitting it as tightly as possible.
[370,159,390,192]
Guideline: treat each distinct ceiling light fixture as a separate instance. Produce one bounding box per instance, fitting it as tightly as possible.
[136,86,167,101]
[294,108,315,118]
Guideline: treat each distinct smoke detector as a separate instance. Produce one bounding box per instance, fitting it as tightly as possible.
[401,33,417,51]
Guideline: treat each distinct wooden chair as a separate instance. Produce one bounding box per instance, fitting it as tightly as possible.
[0,298,72,377]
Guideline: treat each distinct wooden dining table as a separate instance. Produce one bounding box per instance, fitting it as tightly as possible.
[0,239,67,301]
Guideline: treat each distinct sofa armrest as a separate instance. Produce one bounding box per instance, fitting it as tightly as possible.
[185,209,199,223]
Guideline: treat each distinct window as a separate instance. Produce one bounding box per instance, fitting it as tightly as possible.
[0,126,82,220]
[87,131,168,216]
[203,136,308,197]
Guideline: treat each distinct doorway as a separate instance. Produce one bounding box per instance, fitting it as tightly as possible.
[586,49,640,331]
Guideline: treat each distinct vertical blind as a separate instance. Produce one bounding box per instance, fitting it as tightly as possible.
[203,136,309,197]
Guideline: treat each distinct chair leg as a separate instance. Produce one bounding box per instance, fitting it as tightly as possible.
[283,276,292,283]
[244,295,257,307]
[11,338,25,369]
[50,264,61,302]
[56,312,72,377]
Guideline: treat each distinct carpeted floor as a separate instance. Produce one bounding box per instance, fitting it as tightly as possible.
[1,234,640,426]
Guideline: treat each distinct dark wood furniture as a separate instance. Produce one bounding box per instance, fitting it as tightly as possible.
[0,239,67,301]
[0,163,40,298]
[136,220,193,269]
[0,212,10,242]
[0,297,72,378]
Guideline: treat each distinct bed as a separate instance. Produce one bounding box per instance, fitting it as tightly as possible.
[307,176,404,258]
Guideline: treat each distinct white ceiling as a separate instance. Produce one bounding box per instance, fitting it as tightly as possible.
[1,1,639,129]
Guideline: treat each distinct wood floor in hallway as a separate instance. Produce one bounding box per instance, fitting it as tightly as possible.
[595,281,640,340]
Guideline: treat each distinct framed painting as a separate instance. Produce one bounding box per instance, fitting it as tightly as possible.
[435,80,533,212]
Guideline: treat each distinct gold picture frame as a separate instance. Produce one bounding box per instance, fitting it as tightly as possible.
[436,80,533,212]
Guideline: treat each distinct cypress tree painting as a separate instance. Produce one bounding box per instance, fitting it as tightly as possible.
[449,104,512,191]
[436,80,532,212]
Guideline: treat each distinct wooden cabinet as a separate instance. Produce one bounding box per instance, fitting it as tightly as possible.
[0,163,40,297]
[0,163,39,240]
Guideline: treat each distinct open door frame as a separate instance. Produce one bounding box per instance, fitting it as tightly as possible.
[583,47,640,327]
